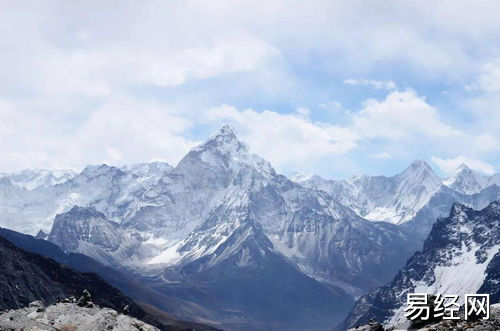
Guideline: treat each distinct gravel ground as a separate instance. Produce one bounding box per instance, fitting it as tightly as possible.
[0,300,159,331]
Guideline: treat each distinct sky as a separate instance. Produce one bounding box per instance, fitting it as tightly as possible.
[1,0,500,179]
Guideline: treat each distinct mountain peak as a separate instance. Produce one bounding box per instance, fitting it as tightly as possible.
[456,163,471,172]
[65,205,106,219]
[450,201,470,217]
[212,125,238,139]
[192,125,247,154]
[80,164,125,179]
[444,163,489,194]
[49,205,122,256]
[290,172,315,183]
[409,159,432,170]
[175,124,274,179]
[399,159,439,182]
[35,229,48,240]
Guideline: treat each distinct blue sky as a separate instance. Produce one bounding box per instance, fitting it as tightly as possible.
[1,0,500,179]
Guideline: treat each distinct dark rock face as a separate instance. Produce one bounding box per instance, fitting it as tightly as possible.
[0,234,139,314]
[0,227,219,328]
[478,252,500,303]
[280,206,420,291]
[341,201,500,330]
[0,234,219,331]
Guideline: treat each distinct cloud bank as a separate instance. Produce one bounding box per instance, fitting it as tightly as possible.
[0,1,499,177]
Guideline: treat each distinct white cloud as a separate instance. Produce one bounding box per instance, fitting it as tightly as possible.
[0,2,281,98]
[370,152,392,159]
[475,134,498,151]
[467,59,500,91]
[3,0,500,99]
[353,89,462,139]
[343,78,397,90]
[39,37,279,96]
[319,101,343,110]
[296,107,311,117]
[199,88,480,171]
[203,104,359,169]
[0,96,197,171]
[1,1,500,175]
[73,97,198,166]
[431,156,496,175]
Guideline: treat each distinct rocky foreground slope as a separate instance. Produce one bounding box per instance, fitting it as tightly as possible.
[0,227,218,326]
[0,235,141,315]
[0,299,159,331]
[0,234,217,330]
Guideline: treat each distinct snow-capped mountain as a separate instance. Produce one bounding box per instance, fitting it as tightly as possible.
[140,127,418,290]
[0,169,77,190]
[341,201,500,330]
[294,161,500,235]
[1,126,417,329]
[294,160,443,224]
[0,161,173,235]
[38,127,418,287]
[1,125,499,330]
[120,161,173,177]
[443,163,499,194]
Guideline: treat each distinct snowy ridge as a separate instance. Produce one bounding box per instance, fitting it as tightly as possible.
[342,201,500,330]
[296,160,500,225]
[295,160,443,224]
[0,168,77,190]
[0,126,497,276]
[443,163,499,194]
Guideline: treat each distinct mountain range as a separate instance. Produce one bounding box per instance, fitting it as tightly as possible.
[1,125,499,330]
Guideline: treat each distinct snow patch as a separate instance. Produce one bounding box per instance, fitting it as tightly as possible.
[147,241,182,265]
[387,243,498,326]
